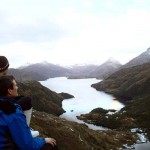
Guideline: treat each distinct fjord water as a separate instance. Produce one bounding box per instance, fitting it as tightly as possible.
[40,77,150,149]
[40,77,124,129]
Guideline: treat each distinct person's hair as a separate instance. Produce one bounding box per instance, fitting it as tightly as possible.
[0,75,15,96]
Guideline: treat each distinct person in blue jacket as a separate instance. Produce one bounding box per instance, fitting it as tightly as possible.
[0,75,58,150]
[0,55,39,137]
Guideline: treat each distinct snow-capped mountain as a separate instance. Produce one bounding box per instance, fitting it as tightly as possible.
[89,58,122,79]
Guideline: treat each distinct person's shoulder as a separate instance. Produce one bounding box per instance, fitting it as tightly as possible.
[2,106,25,124]
[0,97,16,115]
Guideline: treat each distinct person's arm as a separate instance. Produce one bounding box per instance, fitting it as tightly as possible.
[4,108,45,150]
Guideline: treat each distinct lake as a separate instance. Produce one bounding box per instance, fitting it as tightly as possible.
[40,77,124,130]
[40,77,150,149]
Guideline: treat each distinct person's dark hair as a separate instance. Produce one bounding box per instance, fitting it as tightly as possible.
[0,75,16,114]
[0,75,15,96]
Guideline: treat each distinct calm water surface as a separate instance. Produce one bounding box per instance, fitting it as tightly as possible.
[40,77,149,149]
[40,77,124,130]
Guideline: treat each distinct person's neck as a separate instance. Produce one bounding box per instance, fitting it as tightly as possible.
[0,69,8,76]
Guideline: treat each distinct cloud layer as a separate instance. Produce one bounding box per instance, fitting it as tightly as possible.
[0,0,150,68]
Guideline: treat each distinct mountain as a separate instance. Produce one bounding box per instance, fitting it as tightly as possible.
[123,47,150,68]
[89,58,122,79]
[67,58,122,79]
[8,68,23,82]
[69,64,98,74]
[91,62,150,103]
[67,64,98,79]
[8,58,122,80]
[9,62,72,81]
[78,62,150,139]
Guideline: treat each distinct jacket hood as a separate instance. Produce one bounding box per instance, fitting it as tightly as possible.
[0,96,16,115]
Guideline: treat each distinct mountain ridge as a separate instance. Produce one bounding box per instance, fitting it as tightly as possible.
[90,62,150,135]
[122,47,150,68]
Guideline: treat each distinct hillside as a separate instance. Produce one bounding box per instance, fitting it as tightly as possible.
[123,47,150,68]
[92,62,150,102]
[30,110,138,150]
[8,68,23,82]
[87,62,150,139]
[18,80,65,116]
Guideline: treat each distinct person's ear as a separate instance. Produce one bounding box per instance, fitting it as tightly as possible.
[8,89,12,96]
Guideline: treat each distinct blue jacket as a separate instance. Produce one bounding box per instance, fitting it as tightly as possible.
[0,96,45,150]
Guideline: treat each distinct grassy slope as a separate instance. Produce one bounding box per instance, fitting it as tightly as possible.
[18,80,65,116]
[92,62,150,101]
[90,62,150,138]
[31,110,137,150]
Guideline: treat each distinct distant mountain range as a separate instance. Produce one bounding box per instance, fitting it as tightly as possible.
[8,62,72,81]
[8,47,150,81]
[8,58,122,81]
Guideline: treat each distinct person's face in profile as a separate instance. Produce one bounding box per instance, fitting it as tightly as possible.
[8,79,18,97]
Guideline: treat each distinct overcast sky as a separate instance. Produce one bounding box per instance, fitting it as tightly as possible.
[0,0,150,68]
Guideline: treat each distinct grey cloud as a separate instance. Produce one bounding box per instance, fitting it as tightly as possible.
[0,19,66,43]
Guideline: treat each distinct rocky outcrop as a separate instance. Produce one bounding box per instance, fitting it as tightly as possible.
[59,92,74,99]
[31,110,138,150]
